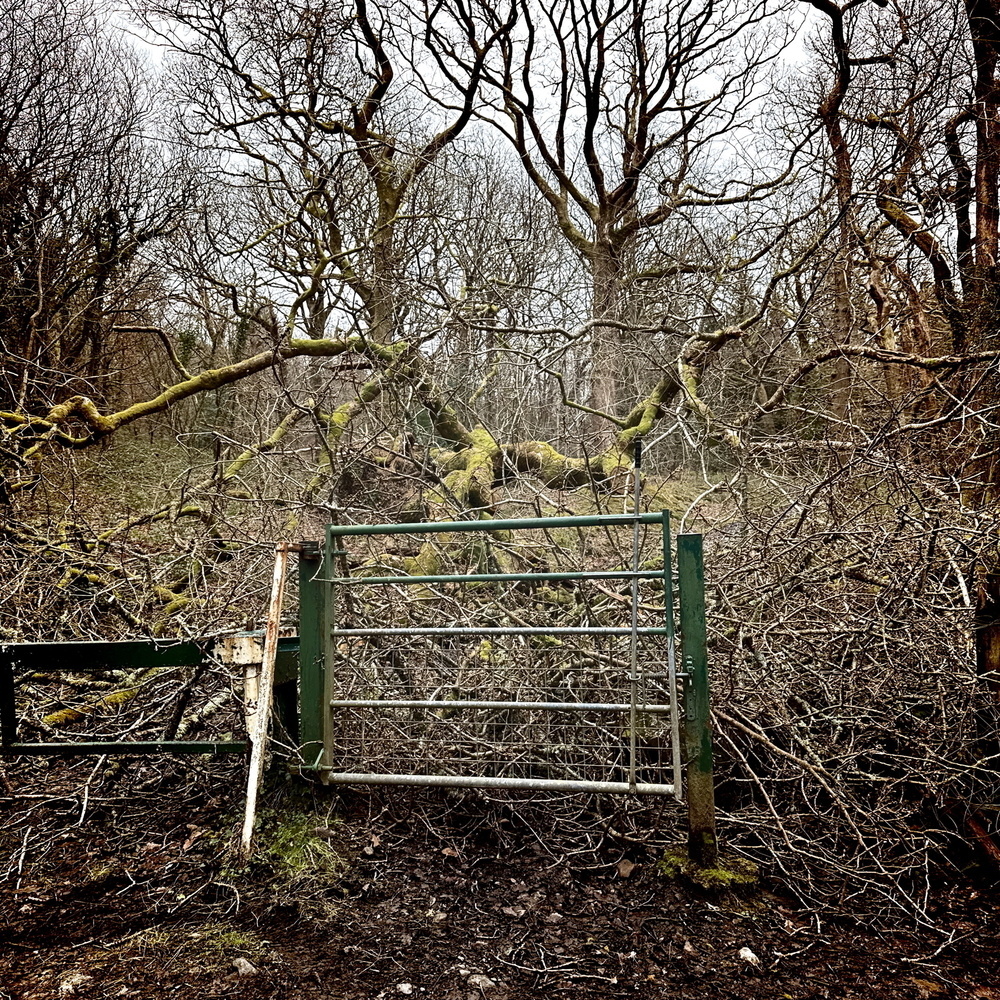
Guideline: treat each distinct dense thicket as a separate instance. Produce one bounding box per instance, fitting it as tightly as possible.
[2,0,1000,922]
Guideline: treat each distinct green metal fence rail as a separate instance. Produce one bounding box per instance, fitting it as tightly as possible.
[0,635,300,756]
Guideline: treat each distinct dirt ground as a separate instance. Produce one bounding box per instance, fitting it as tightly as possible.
[1,760,998,1000]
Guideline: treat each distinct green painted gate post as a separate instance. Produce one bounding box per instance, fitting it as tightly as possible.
[677,533,717,865]
[298,541,326,768]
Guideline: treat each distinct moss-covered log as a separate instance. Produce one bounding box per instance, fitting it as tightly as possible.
[11,312,964,519]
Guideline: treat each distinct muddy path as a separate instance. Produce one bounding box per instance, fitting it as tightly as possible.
[1,761,998,999]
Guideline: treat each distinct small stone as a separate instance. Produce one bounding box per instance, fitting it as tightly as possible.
[232,957,258,976]
[396,984,414,995]
[467,974,496,989]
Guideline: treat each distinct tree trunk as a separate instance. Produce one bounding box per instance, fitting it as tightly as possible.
[589,240,628,438]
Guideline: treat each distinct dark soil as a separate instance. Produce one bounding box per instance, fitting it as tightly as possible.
[1,760,998,1000]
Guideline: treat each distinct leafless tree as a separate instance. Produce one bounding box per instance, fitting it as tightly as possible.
[0,0,189,421]
[422,0,805,432]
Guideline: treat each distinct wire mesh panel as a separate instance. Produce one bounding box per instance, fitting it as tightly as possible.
[310,512,682,797]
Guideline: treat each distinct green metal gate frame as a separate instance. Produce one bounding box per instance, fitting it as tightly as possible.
[296,511,716,857]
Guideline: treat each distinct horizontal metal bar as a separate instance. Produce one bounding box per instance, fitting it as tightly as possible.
[0,635,300,673]
[321,570,664,586]
[329,698,675,713]
[0,639,209,672]
[326,512,664,537]
[311,771,675,796]
[331,627,669,637]
[0,741,247,756]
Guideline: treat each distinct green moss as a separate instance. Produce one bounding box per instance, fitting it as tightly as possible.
[468,427,496,449]
[259,808,346,881]
[403,543,442,577]
[530,634,565,649]
[509,441,588,486]
[491,546,516,571]
[42,667,167,725]
[119,922,267,967]
[658,846,759,891]
[443,445,496,509]
[533,586,577,608]
[433,447,468,472]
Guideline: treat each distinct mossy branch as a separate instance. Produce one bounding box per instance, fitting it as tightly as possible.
[1,336,376,456]
[42,667,166,727]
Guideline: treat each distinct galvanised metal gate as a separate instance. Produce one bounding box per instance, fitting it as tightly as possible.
[295,510,714,847]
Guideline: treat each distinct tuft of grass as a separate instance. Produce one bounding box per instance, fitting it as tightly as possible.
[260,808,346,880]
[120,922,268,971]
[216,804,351,925]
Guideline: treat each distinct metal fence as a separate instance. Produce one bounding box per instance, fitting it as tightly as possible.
[296,511,707,805]
[0,512,716,861]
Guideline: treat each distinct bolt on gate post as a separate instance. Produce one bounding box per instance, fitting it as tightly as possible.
[677,533,717,865]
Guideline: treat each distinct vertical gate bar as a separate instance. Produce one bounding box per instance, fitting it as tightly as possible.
[627,441,643,792]
[661,512,683,802]
[0,650,17,745]
[297,541,325,762]
[677,533,717,865]
[321,524,338,781]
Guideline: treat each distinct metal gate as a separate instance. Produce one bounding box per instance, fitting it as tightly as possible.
[295,511,712,809]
